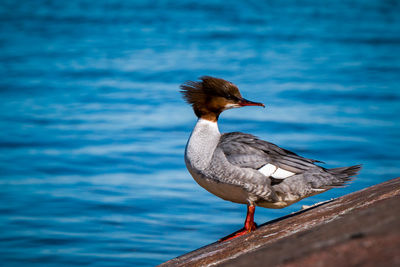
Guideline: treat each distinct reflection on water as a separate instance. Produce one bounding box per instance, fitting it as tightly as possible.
[0,0,399,266]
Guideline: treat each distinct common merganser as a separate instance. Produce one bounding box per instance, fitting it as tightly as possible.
[181,76,361,241]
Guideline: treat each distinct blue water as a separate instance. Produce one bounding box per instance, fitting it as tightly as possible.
[0,0,399,266]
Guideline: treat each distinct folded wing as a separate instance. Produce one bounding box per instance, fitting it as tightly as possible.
[218,132,323,179]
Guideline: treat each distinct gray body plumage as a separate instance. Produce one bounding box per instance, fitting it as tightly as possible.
[185,119,361,209]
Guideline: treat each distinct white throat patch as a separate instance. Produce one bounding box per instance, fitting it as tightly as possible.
[223,103,241,110]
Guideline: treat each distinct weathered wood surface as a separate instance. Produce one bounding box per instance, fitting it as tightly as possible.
[159,177,400,267]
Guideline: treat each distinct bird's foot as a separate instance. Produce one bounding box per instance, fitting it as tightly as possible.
[218,223,257,242]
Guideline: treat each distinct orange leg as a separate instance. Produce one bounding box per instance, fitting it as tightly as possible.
[219,204,257,242]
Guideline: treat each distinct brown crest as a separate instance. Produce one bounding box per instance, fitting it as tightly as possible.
[180,76,242,121]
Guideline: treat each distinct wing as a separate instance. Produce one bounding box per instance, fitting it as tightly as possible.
[218,132,323,178]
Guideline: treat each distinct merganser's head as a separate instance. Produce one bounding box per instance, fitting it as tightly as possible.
[180,76,264,122]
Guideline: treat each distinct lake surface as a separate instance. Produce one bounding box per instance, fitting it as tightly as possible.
[0,0,399,266]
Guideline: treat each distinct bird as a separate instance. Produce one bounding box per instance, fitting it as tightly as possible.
[181,76,361,241]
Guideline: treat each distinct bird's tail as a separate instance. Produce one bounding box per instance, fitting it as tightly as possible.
[266,164,362,208]
[325,164,362,187]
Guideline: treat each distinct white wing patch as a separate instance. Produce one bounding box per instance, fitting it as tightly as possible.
[258,163,277,176]
[272,168,295,179]
[258,163,295,179]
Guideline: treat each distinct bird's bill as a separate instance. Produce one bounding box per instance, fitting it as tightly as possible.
[238,98,265,108]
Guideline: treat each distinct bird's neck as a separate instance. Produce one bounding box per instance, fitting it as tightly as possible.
[193,107,221,122]
[198,113,219,122]
[185,118,221,170]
